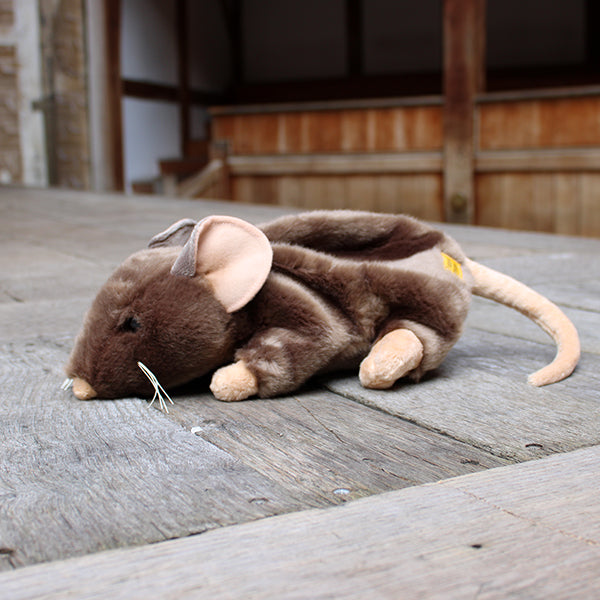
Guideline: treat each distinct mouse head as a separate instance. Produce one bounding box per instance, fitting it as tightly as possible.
[65,216,273,400]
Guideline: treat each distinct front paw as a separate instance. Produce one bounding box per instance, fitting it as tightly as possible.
[210,361,258,401]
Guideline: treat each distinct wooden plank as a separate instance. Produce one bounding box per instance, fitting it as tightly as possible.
[212,105,444,157]
[276,175,306,207]
[580,173,600,237]
[327,328,600,462]
[341,109,368,152]
[410,106,444,150]
[374,174,443,221]
[210,95,444,117]
[298,176,346,210]
[227,152,443,175]
[175,0,190,157]
[104,0,124,190]
[479,97,600,151]
[461,241,600,288]
[230,175,255,204]
[552,174,581,236]
[478,101,540,151]
[211,114,235,148]
[164,389,505,504]
[0,366,309,571]
[539,98,600,147]
[371,108,397,151]
[467,297,600,355]
[231,173,444,216]
[305,111,342,153]
[478,85,600,104]
[442,0,485,223]
[3,186,599,588]
[2,446,599,599]
[476,149,600,172]
[280,112,303,153]
[444,218,600,255]
[0,185,512,573]
[475,172,592,234]
[177,159,225,198]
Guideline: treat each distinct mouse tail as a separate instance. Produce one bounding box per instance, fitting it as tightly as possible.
[465,259,580,386]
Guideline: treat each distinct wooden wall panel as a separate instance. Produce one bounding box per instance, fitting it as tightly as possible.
[340,110,369,152]
[373,174,443,221]
[475,173,600,237]
[306,111,343,152]
[280,113,303,153]
[580,175,600,237]
[230,174,443,221]
[0,45,22,183]
[212,106,443,155]
[212,98,600,236]
[479,97,600,150]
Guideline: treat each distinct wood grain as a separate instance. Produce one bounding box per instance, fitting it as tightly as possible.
[480,97,600,150]
[2,186,599,582]
[327,328,600,462]
[475,172,600,236]
[442,0,484,224]
[0,371,307,571]
[211,105,443,155]
[226,169,443,217]
[1,446,599,599]
[164,389,506,504]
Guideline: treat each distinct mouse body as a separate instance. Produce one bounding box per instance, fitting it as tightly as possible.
[65,210,580,402]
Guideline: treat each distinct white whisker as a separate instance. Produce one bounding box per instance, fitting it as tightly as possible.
[61,378,74,391]
[137,361,174,413]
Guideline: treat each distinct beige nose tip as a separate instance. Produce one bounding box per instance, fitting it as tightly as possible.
[72,378,97,400]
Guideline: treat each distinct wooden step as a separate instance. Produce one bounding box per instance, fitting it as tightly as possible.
[130,178,160,194]
[159,156,209,179]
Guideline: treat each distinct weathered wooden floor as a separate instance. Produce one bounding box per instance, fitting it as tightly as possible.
[1,187,599,597]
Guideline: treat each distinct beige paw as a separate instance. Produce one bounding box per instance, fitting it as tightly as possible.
[359,329,424,389]
[210,360,258,401]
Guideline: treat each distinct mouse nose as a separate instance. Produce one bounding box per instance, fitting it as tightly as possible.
[72,378,97,400]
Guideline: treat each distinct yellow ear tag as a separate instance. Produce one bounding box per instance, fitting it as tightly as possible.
[441,252,463,279]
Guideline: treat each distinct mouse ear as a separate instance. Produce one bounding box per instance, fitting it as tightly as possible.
[171,215,273,313]
[148,218,197,248]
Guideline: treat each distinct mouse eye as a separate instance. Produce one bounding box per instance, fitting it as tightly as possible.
[121,316,141,333]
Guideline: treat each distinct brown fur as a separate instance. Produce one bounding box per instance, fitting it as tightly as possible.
[67,247,241,398]
[68,209,568,401]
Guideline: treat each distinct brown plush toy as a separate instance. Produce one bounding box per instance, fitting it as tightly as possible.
[64,211,580,404]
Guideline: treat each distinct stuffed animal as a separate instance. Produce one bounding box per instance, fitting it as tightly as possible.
[64,211,580,403]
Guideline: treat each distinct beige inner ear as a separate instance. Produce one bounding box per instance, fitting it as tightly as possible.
[194,217,273,313]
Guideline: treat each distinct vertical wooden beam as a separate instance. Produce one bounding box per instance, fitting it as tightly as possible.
[442,0,485,224]
[229,0,244,89]
[346,0,363,77]
[176,0,190,157]
[104,0,124,190]
[217,0,243,97]
[586,0,600,68]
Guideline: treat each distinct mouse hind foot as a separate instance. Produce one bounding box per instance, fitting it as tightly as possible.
[359,329,424,390]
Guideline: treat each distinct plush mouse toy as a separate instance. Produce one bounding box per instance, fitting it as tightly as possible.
[64,210,580,403]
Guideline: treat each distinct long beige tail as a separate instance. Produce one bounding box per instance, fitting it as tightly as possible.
[466,259,580,386]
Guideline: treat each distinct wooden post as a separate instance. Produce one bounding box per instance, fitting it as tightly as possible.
[176,0,190,157]
[346,0,363,77]
[104,0,124,190]
[586,0,600,68]
[443,0,485,224]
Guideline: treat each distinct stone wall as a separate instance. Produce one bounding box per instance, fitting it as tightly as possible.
[0,2,21,183]
[0,0,90,188]
[39,0,90,188]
